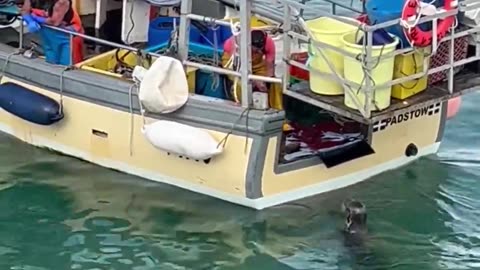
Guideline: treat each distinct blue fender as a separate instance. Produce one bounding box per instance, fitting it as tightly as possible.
[0,82,64,125]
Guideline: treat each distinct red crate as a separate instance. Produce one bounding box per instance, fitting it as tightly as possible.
[289,52,309,81]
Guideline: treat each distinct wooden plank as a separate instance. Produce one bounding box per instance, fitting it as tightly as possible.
[285,70,480,124]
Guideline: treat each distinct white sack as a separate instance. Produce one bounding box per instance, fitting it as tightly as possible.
[142,120,223,160]
[138,56,189,114]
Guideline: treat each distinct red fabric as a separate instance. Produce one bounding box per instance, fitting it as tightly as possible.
[289,121,360,151]
[150,7,158,20]
[289,52,309,81]
[31,8,46,17]
[71,36,83,64]
[356,14,369,24]
[69,9,84,64]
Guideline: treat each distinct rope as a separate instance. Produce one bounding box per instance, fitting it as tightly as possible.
[0,51,18,82]
[128,83,136,156]
[308,23,386,112]
[226,19,242,103]
[128,82,147,156]
[210,24,220,91]
[135,83,147,127]
[216,107,252,154]
[0,0,15,7]
[59,66,72,114]
[400,0,444,56]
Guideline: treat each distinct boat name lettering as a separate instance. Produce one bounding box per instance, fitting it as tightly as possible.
[373,103,441,132]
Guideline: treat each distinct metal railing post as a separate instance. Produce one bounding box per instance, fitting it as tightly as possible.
[282,4,291,95]
[19,19,24,49]
[178,0,192,66]
[364,29,373,119]
[69,32,73,65]
[239,0,252,108]
[448,24,455,94]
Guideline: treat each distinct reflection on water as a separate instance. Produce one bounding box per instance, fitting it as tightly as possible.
[0,93,479,269]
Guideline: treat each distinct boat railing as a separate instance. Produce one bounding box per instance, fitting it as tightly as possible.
[280,0,480,118]
[13,18,282,91]
[175,0,480,119]
[8,0,480,120]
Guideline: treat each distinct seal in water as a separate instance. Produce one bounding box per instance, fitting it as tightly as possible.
[342,199,367,234]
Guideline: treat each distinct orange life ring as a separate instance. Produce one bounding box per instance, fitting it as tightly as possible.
[401,0,457,47]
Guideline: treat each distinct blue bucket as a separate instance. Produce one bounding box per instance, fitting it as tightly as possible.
[195,70,228,99]
[366,0,439,48]
[147,17,202,47]
[357,28,396,46]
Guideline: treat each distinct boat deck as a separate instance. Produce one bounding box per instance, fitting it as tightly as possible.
[284,69,480,125]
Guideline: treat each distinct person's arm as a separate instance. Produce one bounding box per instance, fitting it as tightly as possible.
[21,0,32,15]
[42,0,69,26]
[221,37,235,68]
[264,36,276,77]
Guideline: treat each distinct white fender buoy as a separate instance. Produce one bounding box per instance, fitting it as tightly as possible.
[142,120,223,160]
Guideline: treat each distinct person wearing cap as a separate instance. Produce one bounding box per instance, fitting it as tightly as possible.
[222,29,283,110]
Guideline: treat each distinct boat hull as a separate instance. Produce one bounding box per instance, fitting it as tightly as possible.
[0,76,445,210]
[0,44,447,210]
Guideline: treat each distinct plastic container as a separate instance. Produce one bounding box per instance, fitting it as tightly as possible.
[75,48,197,92]
[366,0,438,48]
[197,15,272,49]
[147,17,202,47]
[290,52,309,82]
[391,49,429,100]
[342,31,399,111]
[357,28,395,46]
[306,17,360,95]
[195,71,228,99]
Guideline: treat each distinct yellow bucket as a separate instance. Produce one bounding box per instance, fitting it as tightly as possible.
[306,17,360,95]
[342,32,399,111]
[391,49,429,100]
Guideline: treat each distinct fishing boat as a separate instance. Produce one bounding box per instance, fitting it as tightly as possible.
[0,0,477,210]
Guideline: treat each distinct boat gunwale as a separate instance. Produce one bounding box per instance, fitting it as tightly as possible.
[0,45,285,136]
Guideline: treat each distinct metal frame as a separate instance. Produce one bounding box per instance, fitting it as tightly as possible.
[176,0,480,118]
[279,0,480,119]
[8,0,480,120]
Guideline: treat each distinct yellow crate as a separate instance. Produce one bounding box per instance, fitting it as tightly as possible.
[76,49,197,93]
[391,50,429,100]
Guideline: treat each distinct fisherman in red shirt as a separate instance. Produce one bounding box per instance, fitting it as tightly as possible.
[221,29,283,110]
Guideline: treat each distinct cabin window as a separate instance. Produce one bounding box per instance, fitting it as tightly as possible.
[276,96,374,171]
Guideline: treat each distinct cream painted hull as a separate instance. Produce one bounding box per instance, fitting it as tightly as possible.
[0,77,445,210]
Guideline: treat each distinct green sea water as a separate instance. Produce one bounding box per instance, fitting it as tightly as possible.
[0,93,478,270]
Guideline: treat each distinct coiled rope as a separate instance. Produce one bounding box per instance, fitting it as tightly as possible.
[0,0,15,7]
